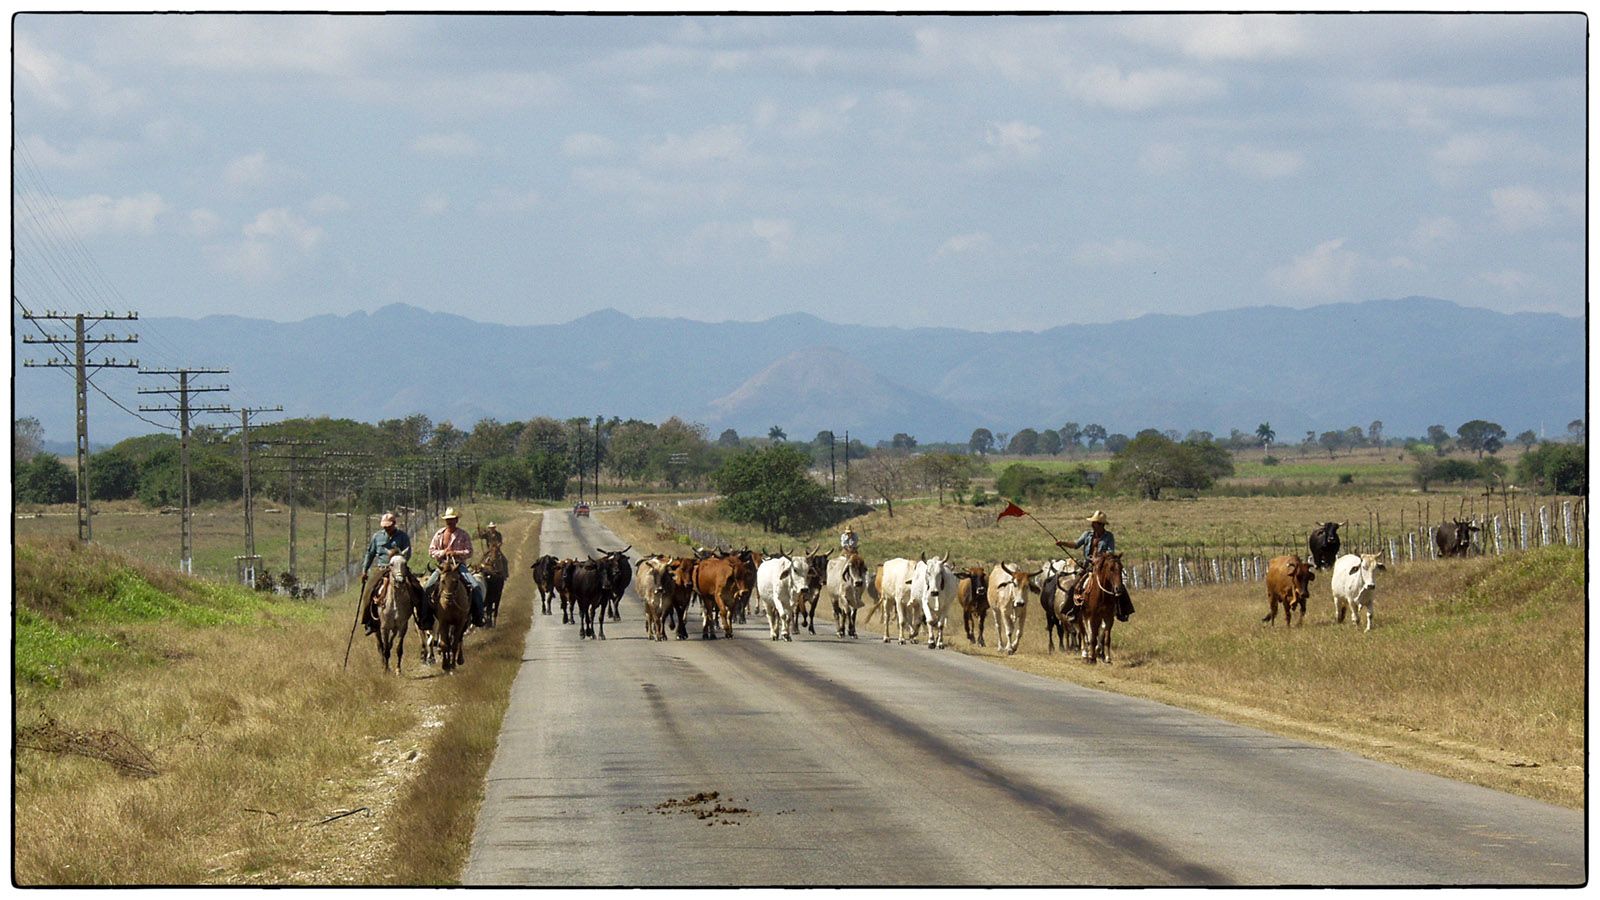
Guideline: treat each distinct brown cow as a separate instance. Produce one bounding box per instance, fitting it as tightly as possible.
[691,555,749,639]
[954,567,990,646]
[1261,554,1315,627]
[661,557,700,640]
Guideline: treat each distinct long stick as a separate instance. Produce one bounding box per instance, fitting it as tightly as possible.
[341,574,366,670]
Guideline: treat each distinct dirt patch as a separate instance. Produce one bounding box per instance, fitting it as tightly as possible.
[647,791,754,826]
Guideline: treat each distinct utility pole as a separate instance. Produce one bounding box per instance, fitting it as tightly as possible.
[256,439,327,583]
[227,405,282,585]
[21,310,140,542]
[844,429,851,497]
[138,367,230,574]
[830,431,837,494]
[594,415,603,504]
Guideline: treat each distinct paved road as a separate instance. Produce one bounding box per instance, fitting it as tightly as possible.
[464,511,1584,886]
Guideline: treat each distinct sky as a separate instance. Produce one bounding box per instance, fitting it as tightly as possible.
[11,12,1588,334]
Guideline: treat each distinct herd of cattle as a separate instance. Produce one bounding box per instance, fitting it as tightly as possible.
[517,516,1443,662]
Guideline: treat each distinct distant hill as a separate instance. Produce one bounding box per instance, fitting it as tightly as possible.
[12,297,1584,446]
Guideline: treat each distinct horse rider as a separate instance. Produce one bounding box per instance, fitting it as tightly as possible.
[840,526,860,553]
[360,512,412,636]
[479,521,504,549]
[422,507,487,628]
[1055,510,1135,622]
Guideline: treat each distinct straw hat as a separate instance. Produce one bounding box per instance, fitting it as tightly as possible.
[380,512,397,526]
[441,507,460,521]
[486,521,497,528]
[1085,510,1109,525]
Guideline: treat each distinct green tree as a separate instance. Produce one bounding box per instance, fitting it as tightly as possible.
[1426,424,1452,456]
[714,444,832,533]
[1368,420,1384,447]
[1059,422,1082,454]
[13,416,45,463]
[1082,423,1107,450]
[477,456,534,500]
[969,428,995,456]
[910,451,979,505]
[87,449,140,500]
[1517,443,1587,495]
[768,425,787,443]
[891,432,918,451]
[16,452,75,504]
[1318,431,1345,459]
[1103,432,1130,454]
[1568,419,1586,442]
[1456,420,1506,459]
[1104,434,1230,500]
[1515,429,1539,451]
[1039,428,1064,456]
[717,428,741,447]
[1007,428,1040,456]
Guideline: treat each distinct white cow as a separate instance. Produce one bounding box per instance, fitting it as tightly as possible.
[756,555,808,642]
[826,551,869,638]
[989,562,1040,656]
[872,557,919,644]
[634,555,671,641]
[1331,552,1386,632]
[911,553,958,649]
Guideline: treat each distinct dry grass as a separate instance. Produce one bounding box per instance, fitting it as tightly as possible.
[14,500,544,885]
[605,505,1586,809]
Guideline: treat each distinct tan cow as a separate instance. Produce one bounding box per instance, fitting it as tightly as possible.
[988,562,1040,656]
[1262,554,1315,627]
[634,555,672,641]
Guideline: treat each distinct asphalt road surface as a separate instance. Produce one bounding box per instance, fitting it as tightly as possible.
[464,511,1584,886]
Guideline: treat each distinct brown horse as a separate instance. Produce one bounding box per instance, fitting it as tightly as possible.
[1077,552,1127,665]
[475,542,510,628]
[434,556,472,671]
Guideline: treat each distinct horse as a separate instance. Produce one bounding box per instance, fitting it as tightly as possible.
[1039,559,1082,654]
[373,554,418,674]
[475,541,510,628]
[1077,552,1127,665]
[433,556,472,671]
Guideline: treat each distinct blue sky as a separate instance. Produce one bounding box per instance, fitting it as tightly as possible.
[13,13,1586,333]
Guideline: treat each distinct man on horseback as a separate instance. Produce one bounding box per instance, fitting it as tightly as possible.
[841,526,860,553]
[422,507,487,628]
[1056,510,1135,622]
[478,521,504,549]
[361,512,413,636]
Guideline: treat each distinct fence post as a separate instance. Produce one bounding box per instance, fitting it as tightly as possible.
[1519,511,1529,551]
[1539,505,1551,547]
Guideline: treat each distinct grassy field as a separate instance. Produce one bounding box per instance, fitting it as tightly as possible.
[603,502,1585,809]
[14,499,545,885]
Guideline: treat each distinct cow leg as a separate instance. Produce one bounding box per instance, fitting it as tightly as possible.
[1334,596,1346,624]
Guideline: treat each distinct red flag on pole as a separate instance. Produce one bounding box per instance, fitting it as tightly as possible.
[996,501,1027,522]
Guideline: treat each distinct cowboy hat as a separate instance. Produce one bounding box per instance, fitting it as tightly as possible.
[1085,510,1109,525]
[380,511,397,526]
[486,521,497,528]
[441,507,460,521]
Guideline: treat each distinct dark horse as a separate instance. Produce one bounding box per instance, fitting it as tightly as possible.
[434,556,472,671]
[1077,552,1127,665]
[476,542,509,628]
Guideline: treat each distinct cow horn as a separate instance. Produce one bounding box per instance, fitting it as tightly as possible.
[1001,562,1017,576]
[940,550,951,564]
[1337,521,1347,528]
[919,551,927,562]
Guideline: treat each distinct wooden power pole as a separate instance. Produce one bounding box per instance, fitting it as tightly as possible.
[138,367,229,573]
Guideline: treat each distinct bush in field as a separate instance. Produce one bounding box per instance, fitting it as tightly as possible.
[996,463,1091,502]
[16,453,76,504]
[1103,434,1233,500]
[1516,442,1587,495]
[87,449,141,500]
[714,444,836,534]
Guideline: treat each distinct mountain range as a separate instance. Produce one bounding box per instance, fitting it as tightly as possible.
[12,297,1585,447]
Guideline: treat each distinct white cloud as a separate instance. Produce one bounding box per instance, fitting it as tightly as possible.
[476,188,542,215]
[1266,238,1359,299]
[1406,215,1461,251]
[936,232,994,257]
[17,134,124,172]
[1138,142,1189,176]
[1121,15,1310,61]
[1480,269,1535,293]
[242,208,323,252]
[984,120,1043,161]
[1225,144,1304,179]
[1070,238,1161,268]
[104,16,418,77]
[1069,65,1226,112]
[409,132,481,158]
[1488,185,1578,232]
[45,192,170,237]
[188,208,223,238]
[307,193,351,215]
[14,33,143,120]
[562,132,621,159]
[1429,131,1554,182]
[669,217,798,264]
[642,124,749,168]
[222,151,296,193]
[419,193,450,217]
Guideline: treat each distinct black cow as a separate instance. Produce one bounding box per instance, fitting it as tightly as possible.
[595,546,633,620]
[530,554,559,616]
[1308,521,1345,569]
[568,558,613,639]
[1435,519,1480,558]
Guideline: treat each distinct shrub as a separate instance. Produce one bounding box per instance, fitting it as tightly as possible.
[16,454,75,505]
[1262,455,1280,467]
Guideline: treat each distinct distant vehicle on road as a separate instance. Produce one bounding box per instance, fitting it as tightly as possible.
[573,502,590,517]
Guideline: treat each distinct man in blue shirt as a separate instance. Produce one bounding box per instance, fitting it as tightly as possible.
[1055,510,1134,622]
[361,512,412,635]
